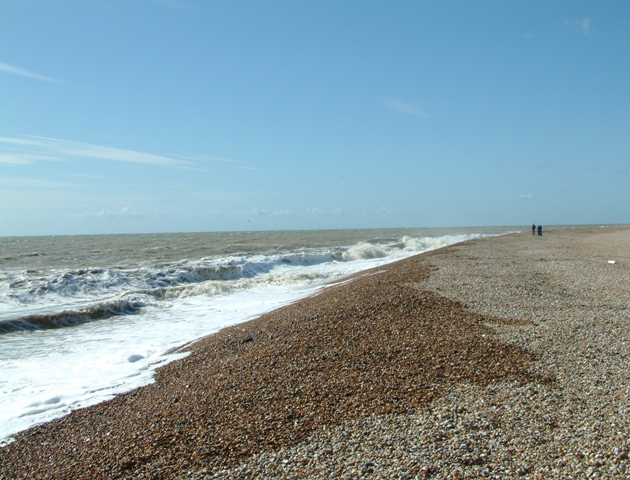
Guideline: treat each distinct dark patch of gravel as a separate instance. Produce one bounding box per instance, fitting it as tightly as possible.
[0,252,548,479]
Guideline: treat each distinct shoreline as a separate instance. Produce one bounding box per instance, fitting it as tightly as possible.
[1,226,629,479]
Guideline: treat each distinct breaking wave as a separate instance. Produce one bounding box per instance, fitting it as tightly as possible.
[0,233,485,333]
[0,297,149,333]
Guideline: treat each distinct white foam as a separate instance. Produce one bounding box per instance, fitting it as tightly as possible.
[0,232,487,443]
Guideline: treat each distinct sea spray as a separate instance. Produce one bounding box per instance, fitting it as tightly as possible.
[0,227,514,443]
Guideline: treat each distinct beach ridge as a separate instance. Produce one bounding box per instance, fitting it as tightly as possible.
[1,227,629,479]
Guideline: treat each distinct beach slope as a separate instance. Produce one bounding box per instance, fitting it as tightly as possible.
[1,227,629,479]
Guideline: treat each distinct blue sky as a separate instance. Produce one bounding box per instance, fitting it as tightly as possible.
[1,1,629,236]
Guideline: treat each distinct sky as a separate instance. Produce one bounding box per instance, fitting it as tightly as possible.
[1,0,629,236]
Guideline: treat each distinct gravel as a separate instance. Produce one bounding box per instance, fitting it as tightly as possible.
[1,226,629,479]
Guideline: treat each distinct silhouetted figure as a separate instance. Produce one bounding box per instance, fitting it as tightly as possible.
[537,225,542,236]
[532,224,536,235]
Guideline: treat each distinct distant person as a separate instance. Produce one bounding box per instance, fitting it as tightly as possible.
[532,224,536,235]
[537,225,542,236]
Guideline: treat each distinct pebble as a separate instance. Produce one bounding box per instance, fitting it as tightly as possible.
[1,227,629,479]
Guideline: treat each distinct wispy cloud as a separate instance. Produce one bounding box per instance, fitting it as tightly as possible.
[381,97,429,118]
[519,193,534,199]
[179,154,263,171]
[181,153,239,164]
[0,135,256,174]
[615,167,628,175]
[565,18,592,35]
[307,207,343,216]
[0,62,61,83]
[70,206,141,219]
[66,173,106,179]
[249,208,291,217]
[0,136,193,168]
[0,154,30,165]
[0,177,81,188]
[0,153,61,165]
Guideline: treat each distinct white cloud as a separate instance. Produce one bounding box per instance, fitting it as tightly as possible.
[206,208,293,218]
[0,152,61,165]
[66,173,106,179]
[249,208,291,217]
[307,207,343,215]
[519,193,534,199]
[179,154,262,171]
[0,177,81,188]
[0,136,193,168]
[0,62,61,83]
[565,18,592,35]
[0,153,30,165]
[180,153,240,164]
[381,97,429,118]
[70,206,141,219]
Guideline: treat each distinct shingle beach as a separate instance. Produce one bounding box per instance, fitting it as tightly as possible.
[1,226,629,479]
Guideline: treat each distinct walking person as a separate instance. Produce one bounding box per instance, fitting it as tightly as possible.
[532,224,536,235]
[537,225,542,236]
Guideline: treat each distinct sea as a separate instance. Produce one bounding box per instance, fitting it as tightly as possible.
[0,226,517,444]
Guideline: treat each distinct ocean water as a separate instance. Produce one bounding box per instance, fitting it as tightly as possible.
[0,227,516,443]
